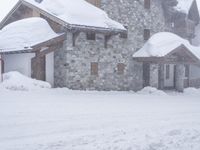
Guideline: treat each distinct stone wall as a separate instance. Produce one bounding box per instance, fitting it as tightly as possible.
[54,0,167,91]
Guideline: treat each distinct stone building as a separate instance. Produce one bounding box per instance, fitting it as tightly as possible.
[0,0,200,91]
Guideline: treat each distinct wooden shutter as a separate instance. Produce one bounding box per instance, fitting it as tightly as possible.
[91,62,98,75]
[144,0,151,9]
[144,29,150,41]
[117,63,125,75]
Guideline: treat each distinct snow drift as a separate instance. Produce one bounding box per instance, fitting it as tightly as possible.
[0,71,51,91]
[137,86,167,96]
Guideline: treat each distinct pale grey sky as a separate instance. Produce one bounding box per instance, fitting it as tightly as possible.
[0,0,18,21]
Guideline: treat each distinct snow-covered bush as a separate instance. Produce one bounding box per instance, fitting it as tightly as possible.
[137,86,167,95]
[0,71,51,91]
[184,88,200,95]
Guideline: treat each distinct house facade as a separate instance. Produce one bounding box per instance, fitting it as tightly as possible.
[54,0,167,90]
[0,0,200,91]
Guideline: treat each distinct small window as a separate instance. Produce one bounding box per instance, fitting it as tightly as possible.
[91,62,98,75]
[87,33,96,40]
[144,29,150,41]
[120,32,128,39]
[117,63,125,75]
[166,65,170,79]
[144,0,151,9]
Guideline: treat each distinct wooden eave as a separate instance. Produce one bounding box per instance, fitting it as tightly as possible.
[0,0,127,35]
[0,33,66,55]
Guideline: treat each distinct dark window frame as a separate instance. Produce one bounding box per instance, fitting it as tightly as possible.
[86,32,96,41]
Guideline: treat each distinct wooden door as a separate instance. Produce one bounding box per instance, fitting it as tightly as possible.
[31,56,46,81]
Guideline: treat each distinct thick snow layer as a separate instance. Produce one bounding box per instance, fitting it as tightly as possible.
[0,17,60,52]
[24,0,125,30]
[175,0,194,14]
[0,71,51,91]
[0,88,200,149]
[133,32,200,59]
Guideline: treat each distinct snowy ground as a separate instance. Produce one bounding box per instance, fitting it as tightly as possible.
[0,87,200,150]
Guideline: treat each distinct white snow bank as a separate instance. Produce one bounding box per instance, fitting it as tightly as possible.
[0,71,51,91]
[137,86,167,96]
[24,0,125,30]
[133,32,200,59]
[0,17,60,52]
[175,0,194,14]
[184,87,200,95]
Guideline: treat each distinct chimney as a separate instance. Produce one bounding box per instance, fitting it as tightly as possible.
[35,0,43,3]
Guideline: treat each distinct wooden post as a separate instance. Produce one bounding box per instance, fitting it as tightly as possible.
[143,62,150,87]
[158,64,165,90]
[0,55,2,82]
[175,64,185,92]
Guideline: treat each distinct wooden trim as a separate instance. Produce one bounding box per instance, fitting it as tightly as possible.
[31,33,66,50]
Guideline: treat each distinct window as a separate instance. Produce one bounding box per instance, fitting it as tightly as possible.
[87,33,96,40]
[91,62,98,75]
[117,63,125,75]
[166,65,170,79]
[144,0,151,9]
[120,32,128,39]
[143,29,150,41]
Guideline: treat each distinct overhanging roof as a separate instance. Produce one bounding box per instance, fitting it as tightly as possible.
[0,0,127,35]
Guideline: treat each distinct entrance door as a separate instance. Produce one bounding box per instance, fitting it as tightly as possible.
[31,56,46,81]
[164,64,175,88]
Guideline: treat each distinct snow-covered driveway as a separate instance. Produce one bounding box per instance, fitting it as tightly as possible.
[0,89,200,150]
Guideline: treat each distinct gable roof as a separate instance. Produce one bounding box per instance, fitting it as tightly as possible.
[0,0,126,33]
[0,17,64,53]
[133,32,200,61]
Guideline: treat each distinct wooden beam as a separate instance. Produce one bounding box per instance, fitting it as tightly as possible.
[31,33,66,50]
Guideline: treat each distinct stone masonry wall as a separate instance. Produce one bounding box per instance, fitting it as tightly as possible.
[54,0,167,91]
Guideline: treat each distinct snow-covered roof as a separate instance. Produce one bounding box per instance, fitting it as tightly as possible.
[0,17,62,52]
[133,32,200,60]
[22,0,125,30]
[175,0,194,14]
